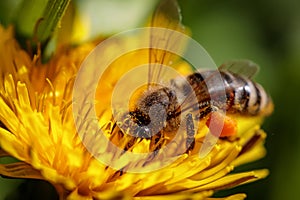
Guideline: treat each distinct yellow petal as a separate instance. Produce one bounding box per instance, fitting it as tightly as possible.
[0,162,43,179]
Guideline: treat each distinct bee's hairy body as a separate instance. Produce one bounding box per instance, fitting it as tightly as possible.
[129,70,273,137]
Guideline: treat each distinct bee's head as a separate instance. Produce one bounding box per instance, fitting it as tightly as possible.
[129,84,180,137]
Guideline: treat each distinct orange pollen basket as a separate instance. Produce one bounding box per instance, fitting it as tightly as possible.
[206,111,238,137]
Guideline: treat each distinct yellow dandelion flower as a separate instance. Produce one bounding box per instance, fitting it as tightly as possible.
[0,24,271,200]
[0,1,273,199]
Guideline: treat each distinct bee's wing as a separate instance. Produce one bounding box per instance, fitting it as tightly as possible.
[148,0,188,84]
[218,59,260,79]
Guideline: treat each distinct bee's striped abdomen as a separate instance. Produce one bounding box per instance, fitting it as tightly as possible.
[183,71,273,117]
[221,71,272,116]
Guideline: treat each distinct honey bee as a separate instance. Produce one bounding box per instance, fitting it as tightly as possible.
[126,0,273,153]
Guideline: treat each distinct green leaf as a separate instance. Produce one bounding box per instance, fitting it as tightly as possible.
[14,0,71,43]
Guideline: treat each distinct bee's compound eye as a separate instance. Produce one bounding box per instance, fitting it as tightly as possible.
[148,103,167,123]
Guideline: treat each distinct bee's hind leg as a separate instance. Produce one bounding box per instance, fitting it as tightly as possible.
[185,113,195,154]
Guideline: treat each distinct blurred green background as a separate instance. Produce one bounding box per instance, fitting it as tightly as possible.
[0,0,300,199]
[180,0,300,199]
[181,0,300,199]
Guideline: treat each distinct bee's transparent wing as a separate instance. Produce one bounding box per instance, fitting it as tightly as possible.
[218,59,260,79]
[148,0,188,84]
[151,0,182,28]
